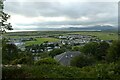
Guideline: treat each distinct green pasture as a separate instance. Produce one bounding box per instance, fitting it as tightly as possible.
[68,32,118,40]
[6,36,38,39]
[25,38,59,46]
[6,31,118,41]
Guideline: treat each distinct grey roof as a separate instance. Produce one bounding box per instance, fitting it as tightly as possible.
[54,51,81,66]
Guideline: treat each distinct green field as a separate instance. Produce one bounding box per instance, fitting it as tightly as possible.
[67,32,118,40]
[6,31,118,41]
[25,38,59,46]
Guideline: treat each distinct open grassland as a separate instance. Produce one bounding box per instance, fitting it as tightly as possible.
[25,38,59,46]
[5,35,40,39]
[67,32,118,40]
[5,31,118,40]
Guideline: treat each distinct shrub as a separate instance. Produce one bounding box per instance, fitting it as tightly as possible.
[11,56,33,65]
[70,55,95,68]
[81,42,99,56]
[34,58,59,65]
[2,62,120,79]
[72,46,81,51]
[107,40,120,62]
[49,49,65,58]
[81,41,110,61]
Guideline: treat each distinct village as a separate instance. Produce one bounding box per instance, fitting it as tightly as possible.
[7,34,100,52]
[5,33,113,65]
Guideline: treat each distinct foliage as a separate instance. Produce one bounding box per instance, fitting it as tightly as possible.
[49,48,65,58]
[81,42,99,56]
[96,41,110,60]
[61,45,72,51]
[2,43,19,64]
[2,66,26,79]
[107,40,120,62]
[2,38,33,64]
[70,55,95,68]
[34,58,59,65]
[0,0,13,33]
[72,46,81,51]
[2,62,120,79]
[11,56,33,65]
[37,52,49,58]
[81,41,110,60]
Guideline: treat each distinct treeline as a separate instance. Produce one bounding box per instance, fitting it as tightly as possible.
[71,40,120,68]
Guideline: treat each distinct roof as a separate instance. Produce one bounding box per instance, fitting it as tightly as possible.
[54,51,81,66]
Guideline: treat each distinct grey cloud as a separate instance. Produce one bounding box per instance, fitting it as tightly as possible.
[4,2,117,17]
[17,16,117,27]
[4,1,118,27]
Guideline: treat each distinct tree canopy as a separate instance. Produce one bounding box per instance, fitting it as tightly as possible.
[81,41,110,60]
[0,0,13,34]
[107,40,120,62]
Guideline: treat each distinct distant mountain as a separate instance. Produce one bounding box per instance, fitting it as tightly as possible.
[35,25,117,31]
[64,25,117,31]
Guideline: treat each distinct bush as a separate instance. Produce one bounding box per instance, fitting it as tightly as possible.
[81,42,99,56]
[107,40,120,62]
[49,49,65,58]
[2,66,26,79]
[93,62,120,79]
[2,43,19,64]
[2,62,120,79]
[11,56,33,65]
[34,58,59,65]
[70,55,95,68]
[72,46,81,51]
[81,41,110,61]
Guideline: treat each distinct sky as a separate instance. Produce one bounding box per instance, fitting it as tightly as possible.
[4,0,119,31]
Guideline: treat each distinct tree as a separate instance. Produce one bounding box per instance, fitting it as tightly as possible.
[2,42,19,64]
[70,55,95,68]
[107,40,120,62]
[49,48,65,58]
[81,41,110,61]
[72,46,81,51]
[11,56,33,65]
[34,57,59,65]
[96,41,110,60]
[81,42,99,56]
[0,0,13,34]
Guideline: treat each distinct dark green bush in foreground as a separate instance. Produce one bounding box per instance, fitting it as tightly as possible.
[2,62,120,79]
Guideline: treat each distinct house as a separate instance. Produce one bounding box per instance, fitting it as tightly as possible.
[54,51,81,66]
[59,36,67,39]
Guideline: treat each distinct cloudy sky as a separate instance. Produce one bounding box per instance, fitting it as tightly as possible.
[4,0,119,31]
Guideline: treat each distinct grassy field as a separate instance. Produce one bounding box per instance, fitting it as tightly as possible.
[6,31,118,41]
[67,32,118,40]
[6,36,39,39]
[25,38,59,46]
